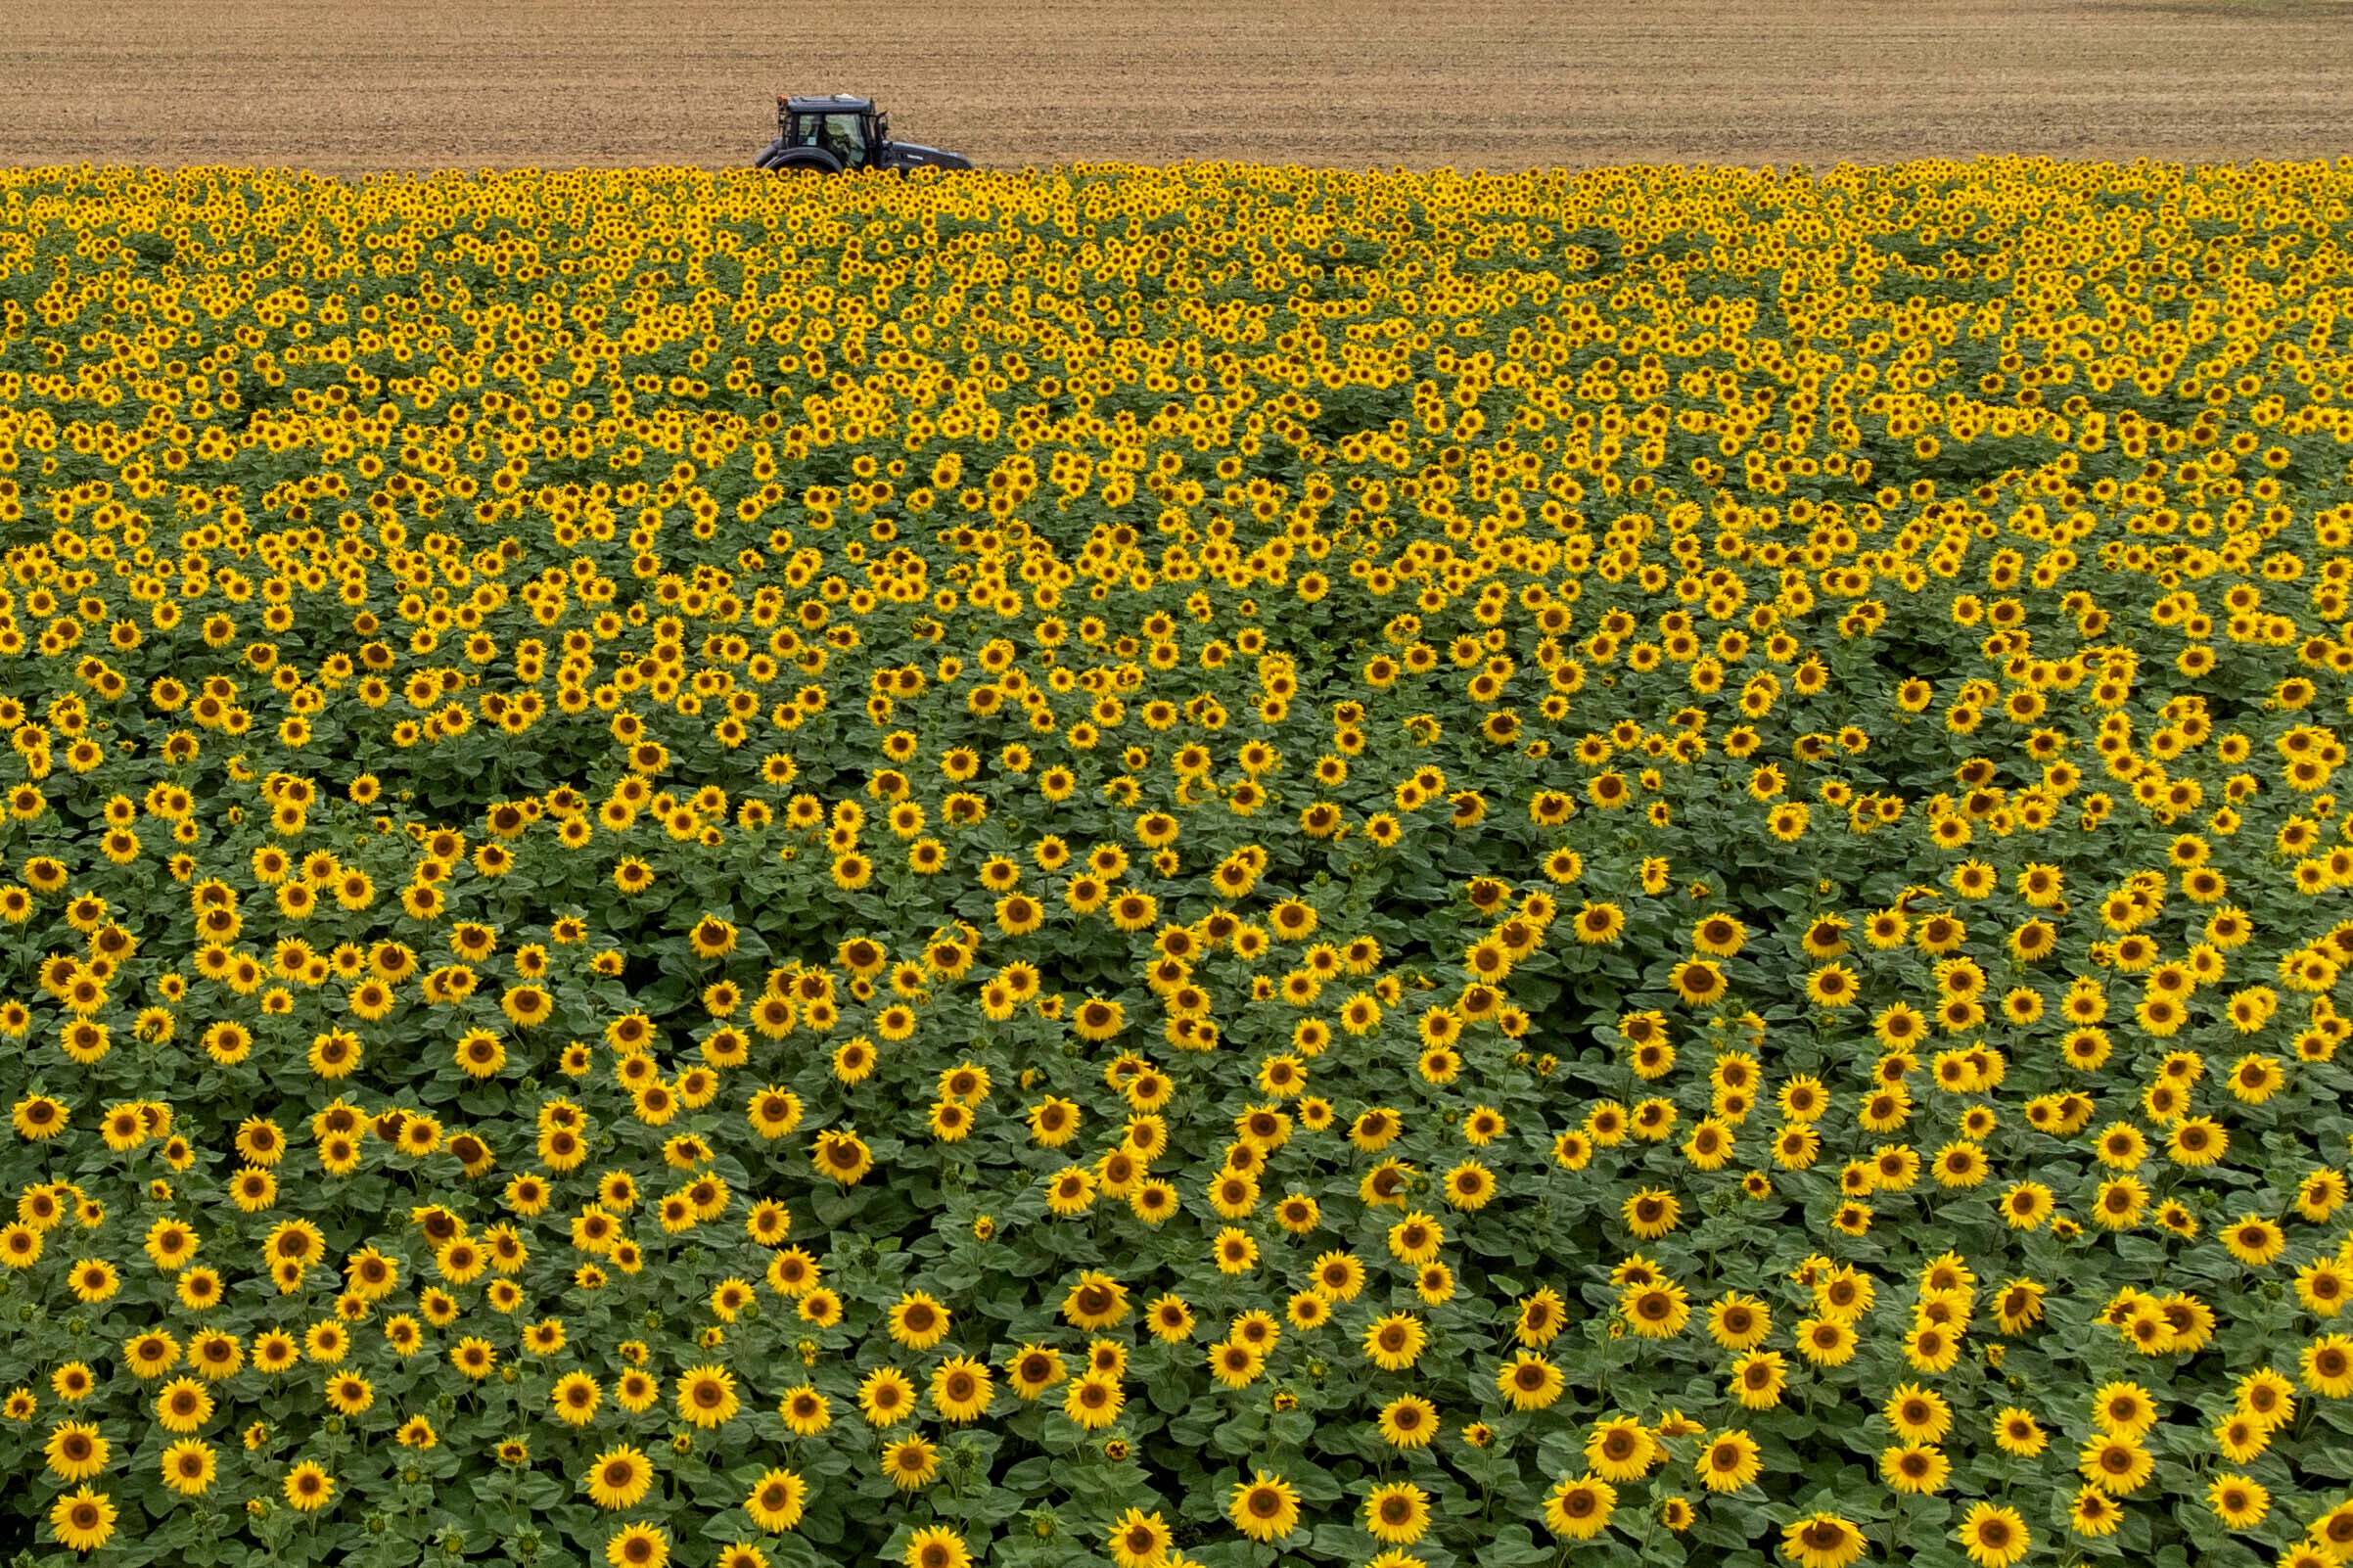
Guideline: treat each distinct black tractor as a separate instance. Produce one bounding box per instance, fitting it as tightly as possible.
[754,96,973,174]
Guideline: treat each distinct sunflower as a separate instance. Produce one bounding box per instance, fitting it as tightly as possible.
[1107,1506,1173,1568]
[881,1435,940,1491]
[887,1290,951,1351]
[2238,1366,2298,1427]
[50,1486,116,1553]
[2076,1435,2152,1495]
[1497,1351,1565,1410]
[1622,1280,1691,1338]
[2300,1258,2353,1317]
[2306,1334,2353,1398]
[1498,1281,1560,1345]
[1956,1502,2029,1568]
[1362,1312,1425,1370]
[1779,1512,1869,1568]
[774,1384,831,1436]
[858,1367,918,1427]
[1697,1429,1763,1493]
[1063,1270,1130,1329]
[744,1468,807,1532]
[687,915,737,958]
[156,1377,213,1433]
[1542,1472,1616,1541]
[1583,1417,1655,1482]
[1363,1481,1431,1545]
[2223,1215,2285,1267]
[1669,958,1728,1006]
[60,1262,110,1309]
[160,1438,218,1497]
[499,983,552,1028]
[1628,1186,1684,1233]
[2068,1484,2122,1538]
[1071,996,1127,1040]
[1005,1344,1066,1401]
[2089,1380,2157,1438]
[1805,963,1859,1007]
[674,1365,739,1428]
[1377,1393,1438,1448]
[930,1356,993,1423]
[323,1371,373,1415]
[1208,1338,1264,1388]
[11,1095,68,1139]
[1063,1372,1124,1429]
[1228,1469,1302,1543]
[1885,1382,1952,1444]
[1882,1441,1949,1495]
[2311,1500,2353,1558]
[605,1524,670,1568]
[2213,1409,2268,1463]
[587,1445,655,1510]
[283,1460,335,1512]
[1574,901,1626,944]
[811,1130,873,1186]
[900,1527,970,1568]
[2206,1472,2268,1529]
[44,1421,109,1483]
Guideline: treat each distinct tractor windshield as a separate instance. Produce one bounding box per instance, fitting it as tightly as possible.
[790,113,867,165]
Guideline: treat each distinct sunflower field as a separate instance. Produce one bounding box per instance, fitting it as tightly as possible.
[2,153,2353,1568]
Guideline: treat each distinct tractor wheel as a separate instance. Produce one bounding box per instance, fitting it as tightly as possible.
[763,147,843,174]
[752,138,789,169]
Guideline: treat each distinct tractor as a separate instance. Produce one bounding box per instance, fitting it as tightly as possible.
[753,96,973,174]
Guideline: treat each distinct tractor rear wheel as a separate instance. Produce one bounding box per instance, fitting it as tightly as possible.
[761,147,843,174]
[753,138,789,169]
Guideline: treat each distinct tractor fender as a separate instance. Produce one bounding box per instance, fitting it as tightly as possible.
[763,146,844,174]
[753,137,789,169]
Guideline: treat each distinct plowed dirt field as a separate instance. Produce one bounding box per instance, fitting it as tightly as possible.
[3,0,2350,172]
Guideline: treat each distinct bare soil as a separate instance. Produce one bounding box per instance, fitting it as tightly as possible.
[4,0,2351,173]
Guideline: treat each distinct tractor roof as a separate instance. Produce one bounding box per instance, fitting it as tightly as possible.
[782,95,875,115]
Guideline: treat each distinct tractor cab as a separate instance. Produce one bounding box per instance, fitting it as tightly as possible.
[778,95,882,170]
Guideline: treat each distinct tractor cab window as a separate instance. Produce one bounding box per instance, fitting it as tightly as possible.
[791,113,867,165]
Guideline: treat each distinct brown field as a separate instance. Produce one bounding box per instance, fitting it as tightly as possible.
[3,0,2352,173]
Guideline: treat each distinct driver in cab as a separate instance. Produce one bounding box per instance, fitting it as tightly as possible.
[818,115,862,167]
